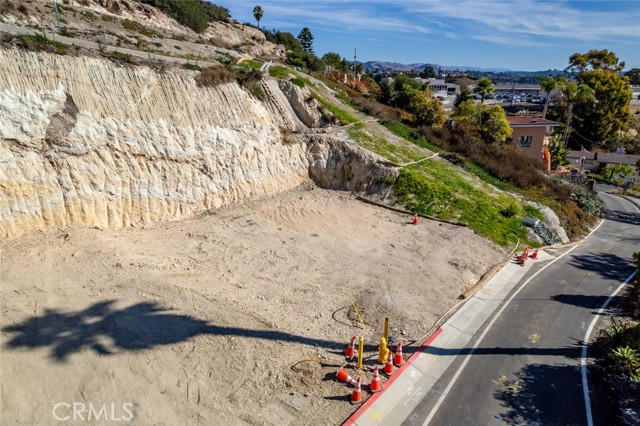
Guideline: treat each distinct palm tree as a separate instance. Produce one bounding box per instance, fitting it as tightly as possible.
[558,80,595,147]
[537,75,561,119]
[253,5,263,29]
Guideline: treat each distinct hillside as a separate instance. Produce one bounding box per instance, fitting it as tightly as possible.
[0,2,568,425]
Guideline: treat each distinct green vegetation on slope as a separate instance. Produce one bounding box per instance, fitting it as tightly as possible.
[347,124,423,164]
[393,160,541,247]
[18,34,69,54]
[140,0,230,33]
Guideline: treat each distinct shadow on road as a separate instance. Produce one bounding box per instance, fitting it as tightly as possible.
[2,300,343,362]
[551,293,611,310]
[567,251,635,281]
[494,363,619,426]
[604,208,640,226]
[422,344,582,359]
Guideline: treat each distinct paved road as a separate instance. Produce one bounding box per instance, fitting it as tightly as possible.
[403,190,640,426]
[0,22,219,65]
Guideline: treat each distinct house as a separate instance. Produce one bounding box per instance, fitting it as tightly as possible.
[506,116,560,161]
[567,151,640,173]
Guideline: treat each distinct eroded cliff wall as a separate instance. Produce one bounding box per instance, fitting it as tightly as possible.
[0,49,309,237]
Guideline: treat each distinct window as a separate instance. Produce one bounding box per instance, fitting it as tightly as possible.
[519,135,533,148]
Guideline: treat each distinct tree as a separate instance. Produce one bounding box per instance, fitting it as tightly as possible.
[627,68,640,85]
[566,50,632,150]
[454,85,473,109]
[252,5,263,29]
[547,134,569,169]
[297,27,314,54]
[473,77,494,103]
[410,91,445,128]
[322,52,342,70]
[420,66,437,79]
[567,49,625,73]
[557,80,595,147]
[453,100,511,143]
[391,74,421,110]
[537,75,562,119]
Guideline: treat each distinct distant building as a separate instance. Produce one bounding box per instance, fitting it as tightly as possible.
[506,116,560,160]
[493,84,543,96]
[417,78,460,94]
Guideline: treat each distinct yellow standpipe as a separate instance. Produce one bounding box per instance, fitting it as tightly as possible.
[357,337,364,370]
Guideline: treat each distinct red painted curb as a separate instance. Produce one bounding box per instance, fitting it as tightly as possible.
[342,327,444,425]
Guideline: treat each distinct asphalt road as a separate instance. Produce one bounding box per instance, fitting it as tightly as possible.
[402,190,640,426]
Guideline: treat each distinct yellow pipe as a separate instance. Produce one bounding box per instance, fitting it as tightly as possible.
[357,337,364,370]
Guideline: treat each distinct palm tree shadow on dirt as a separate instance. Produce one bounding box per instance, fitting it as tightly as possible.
[2,300,343,362]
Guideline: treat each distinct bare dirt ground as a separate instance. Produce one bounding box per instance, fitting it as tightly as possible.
[1,183,504,425]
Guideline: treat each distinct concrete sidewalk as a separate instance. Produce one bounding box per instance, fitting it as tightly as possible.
[344,250,555,426]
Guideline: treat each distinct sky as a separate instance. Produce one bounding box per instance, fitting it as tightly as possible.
[214,0,640,72]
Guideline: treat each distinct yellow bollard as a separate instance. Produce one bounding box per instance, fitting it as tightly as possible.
[378,337,389,364]
[357,337,364,370]
[383,317,389,341]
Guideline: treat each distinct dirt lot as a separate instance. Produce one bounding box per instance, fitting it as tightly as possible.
[1,183,504,425]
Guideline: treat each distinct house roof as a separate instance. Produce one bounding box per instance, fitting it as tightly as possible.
[506,116,560,127]
[596,152,640,165]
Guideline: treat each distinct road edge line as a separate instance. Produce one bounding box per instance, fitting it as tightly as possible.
[580,270,637,426]
[581,195,640,426]
[420,219,606,425]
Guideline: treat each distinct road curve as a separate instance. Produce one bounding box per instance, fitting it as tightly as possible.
[404,191,640,426]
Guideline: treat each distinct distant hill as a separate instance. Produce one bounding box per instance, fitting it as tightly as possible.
[362,61,565,75]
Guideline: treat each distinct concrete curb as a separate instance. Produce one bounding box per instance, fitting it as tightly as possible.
[342,328,444,426]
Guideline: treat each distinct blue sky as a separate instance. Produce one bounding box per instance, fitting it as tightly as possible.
[215,0,640,71]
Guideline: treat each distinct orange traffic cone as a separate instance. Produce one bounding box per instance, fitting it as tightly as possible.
[369,365,382,393]
[531,249,539,259]
[345,335,356,360]
[393,341,404,366]
[383,351,394,376]
[524,247,530,259]
[351,377,363,404]
[412,213,418,225]
[336,368,357,386]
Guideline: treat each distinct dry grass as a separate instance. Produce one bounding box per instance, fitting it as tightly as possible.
[196,65,235,87]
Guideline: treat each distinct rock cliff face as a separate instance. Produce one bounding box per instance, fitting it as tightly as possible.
[0,49,309,237]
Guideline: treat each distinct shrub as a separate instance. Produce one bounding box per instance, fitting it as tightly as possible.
[82,10,97,21]
[122,19,162,38]
[182,63,202,71]
[18,34,69,54]
[268,65,290,78]
[101,14,114,22]
[60,27,75,37]
[608,346,640,381]
[196,66,235,87]
[140,0,229,33]
[235,68,264,100]
[290,77,305,88]
[99,49,132,62]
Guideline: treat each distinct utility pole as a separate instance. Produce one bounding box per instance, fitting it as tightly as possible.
[353,47,357,81]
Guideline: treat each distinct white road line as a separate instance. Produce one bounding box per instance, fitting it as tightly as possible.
[422,219,605,426]
[581,270,637,426]
[582,196,640,426]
